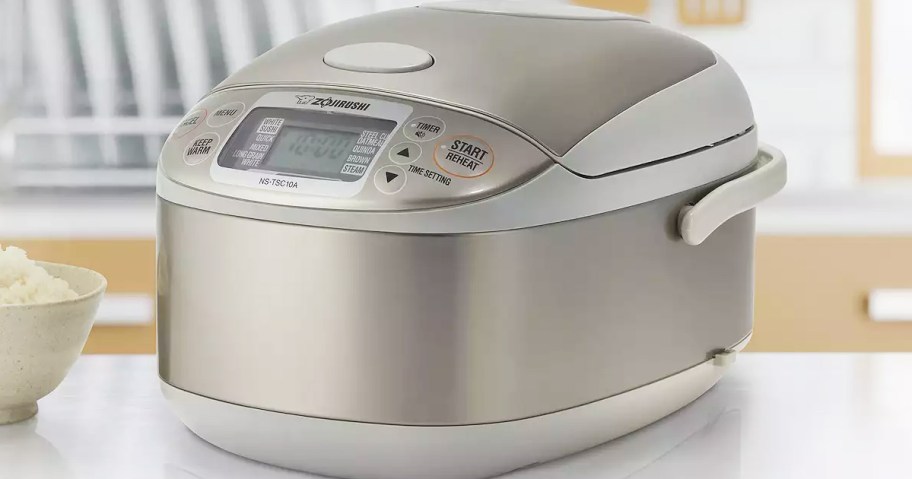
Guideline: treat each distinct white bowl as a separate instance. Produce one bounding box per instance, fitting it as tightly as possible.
[0,262,106,425]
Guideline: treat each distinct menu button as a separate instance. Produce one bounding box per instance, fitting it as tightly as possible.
[207,101,246,128]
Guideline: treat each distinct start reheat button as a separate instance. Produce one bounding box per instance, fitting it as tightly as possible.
[434,135,494,178]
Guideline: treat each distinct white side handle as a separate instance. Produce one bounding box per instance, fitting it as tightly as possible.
[679,143,787,246]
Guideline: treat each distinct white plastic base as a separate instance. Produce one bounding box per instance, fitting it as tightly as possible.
[162,336,748,479]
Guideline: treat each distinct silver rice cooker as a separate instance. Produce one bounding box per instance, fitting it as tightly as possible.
[157,2,787,478]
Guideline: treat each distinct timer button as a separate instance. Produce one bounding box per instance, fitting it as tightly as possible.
[404,116,445,142]
[374,165,407,195]
[324,42,434,73]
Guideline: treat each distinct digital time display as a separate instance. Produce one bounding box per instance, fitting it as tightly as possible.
[266,127,361,179]
[218,107,396,182]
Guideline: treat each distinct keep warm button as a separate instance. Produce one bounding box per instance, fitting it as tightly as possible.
[183,132,220,165]
[434,135,494,178]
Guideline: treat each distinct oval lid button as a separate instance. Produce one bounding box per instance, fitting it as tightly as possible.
[324,42,434,73]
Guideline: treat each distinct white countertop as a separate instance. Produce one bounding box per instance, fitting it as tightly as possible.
[3,354,912,479]
[0,193,156,239]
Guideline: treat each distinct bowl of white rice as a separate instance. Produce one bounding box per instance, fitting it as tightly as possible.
[0,245,106,425]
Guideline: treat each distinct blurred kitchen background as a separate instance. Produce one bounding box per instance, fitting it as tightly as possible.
[0,0,910,353]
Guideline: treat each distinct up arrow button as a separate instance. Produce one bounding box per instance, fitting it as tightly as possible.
[389,142,422,165]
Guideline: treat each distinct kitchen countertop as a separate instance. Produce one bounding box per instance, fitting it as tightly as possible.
[0,193,155,239]
[3,354,912,479]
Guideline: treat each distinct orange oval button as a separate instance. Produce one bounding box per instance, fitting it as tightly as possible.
[433,135,494,179]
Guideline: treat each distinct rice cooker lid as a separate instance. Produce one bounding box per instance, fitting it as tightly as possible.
[423,0,640,19]
[214,1,754,176]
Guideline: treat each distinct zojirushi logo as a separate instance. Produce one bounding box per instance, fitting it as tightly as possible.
[295,94,370,111]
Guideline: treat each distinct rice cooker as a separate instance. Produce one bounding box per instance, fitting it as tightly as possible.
[156,2,787,478]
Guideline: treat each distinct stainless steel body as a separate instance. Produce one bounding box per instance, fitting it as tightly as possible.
[158,179,754,426]
[156,3,785,474]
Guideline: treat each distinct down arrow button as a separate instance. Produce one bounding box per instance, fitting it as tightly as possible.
[374,165,407,195]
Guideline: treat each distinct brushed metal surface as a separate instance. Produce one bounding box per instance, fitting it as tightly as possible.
[158,186,755,426]
[214,7,717,155]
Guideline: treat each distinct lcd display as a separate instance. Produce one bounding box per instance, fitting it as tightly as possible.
[267,127,361,178]
[218,107,397,182]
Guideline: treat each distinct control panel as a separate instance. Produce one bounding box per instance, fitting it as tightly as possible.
[159,87,552,211]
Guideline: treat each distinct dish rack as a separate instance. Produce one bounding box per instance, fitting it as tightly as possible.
[0,0,401,190]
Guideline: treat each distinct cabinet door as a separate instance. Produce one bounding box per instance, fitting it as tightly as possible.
[677,0,745,25]
[754,236,912,352]
[571,0,650,15]
[859,0,912,176]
